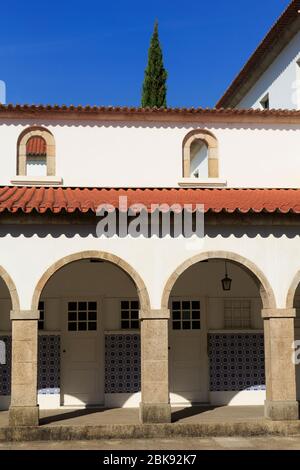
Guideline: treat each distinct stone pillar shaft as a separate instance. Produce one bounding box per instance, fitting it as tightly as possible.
[262,308,298,421]
[139,309,171,423]
[9,310,39,426]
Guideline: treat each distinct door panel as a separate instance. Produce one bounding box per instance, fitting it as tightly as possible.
[169,298,209,403]
[69,338,98,362]
[61,299,104,406]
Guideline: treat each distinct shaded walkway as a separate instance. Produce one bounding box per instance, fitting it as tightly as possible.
[1,405,300,442]
[0,405,265,427]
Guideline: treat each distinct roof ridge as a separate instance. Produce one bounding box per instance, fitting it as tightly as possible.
[217,0,300,108]
[0,103,300,116]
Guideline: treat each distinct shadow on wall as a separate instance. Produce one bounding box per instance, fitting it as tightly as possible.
[0,220,300,239]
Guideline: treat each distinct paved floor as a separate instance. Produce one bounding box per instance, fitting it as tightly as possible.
[1,436,300,450]
[0,406,265,427]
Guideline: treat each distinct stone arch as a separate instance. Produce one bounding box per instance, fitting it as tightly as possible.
[0,266,20,311]
[31,250,150,312]
[286,270,300,309]
[182,129,219,178]
[17,126,56,176]
[161,250,276,311]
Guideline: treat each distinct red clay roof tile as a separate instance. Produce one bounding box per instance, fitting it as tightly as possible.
[0,187,300,215]
[0,104,300,120]
[26,136,46,156]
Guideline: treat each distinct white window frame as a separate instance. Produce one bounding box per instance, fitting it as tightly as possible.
[170,298,201,331]
[67,300,98,332]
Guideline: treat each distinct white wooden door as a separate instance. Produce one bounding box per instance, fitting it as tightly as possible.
[169,298,209,404]
[61,299,104,406]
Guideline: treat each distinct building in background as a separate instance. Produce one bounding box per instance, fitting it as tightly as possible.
[217,1,300,110]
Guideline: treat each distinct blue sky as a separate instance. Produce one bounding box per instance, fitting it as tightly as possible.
[0,0,291,108]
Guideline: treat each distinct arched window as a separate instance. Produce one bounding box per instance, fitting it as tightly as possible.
[17,127,56,177]
[182,130,219,179]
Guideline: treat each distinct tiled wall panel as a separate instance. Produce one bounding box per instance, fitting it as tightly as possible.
[105,334,141,393]
[38,335,60,395]
[1,333,265,397]
[208,333,265,391]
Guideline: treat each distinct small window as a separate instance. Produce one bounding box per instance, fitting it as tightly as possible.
[120,300,140,329]
[38,301,45,330]
[224,299,251,329]
[17,127,56,178]
[182,130,219,179]
[260,94,269,110]
[67,301,97,331]
[171,300,201,330]
[189,139,209,178]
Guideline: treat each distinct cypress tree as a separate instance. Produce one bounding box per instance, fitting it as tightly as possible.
[141,21,167,108]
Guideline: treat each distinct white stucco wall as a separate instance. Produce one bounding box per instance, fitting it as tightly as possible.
[0,223,297,311]
[238,31,300,110]
[0,119,299,188]
[1,226,300,409]
[0,257,263,332]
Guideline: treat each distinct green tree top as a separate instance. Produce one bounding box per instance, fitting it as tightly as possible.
[141,21,167,108]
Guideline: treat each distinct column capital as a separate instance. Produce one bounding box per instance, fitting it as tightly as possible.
[10,310,40,320]
[139,309,170,320]
[262,308,296,319]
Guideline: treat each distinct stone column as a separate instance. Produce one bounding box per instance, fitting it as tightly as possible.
[139,309,171,423]
[9,310,39,426]
[262,308,299,421]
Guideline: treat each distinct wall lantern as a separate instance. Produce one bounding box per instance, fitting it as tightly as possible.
[221,261,232,291]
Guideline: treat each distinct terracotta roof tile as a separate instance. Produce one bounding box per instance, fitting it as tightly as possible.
[0,104,299,120]
[1,187,300,215]
[26,136,46,156]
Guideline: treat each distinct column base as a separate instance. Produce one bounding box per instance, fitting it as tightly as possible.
[264,400,299,421]
[139,403,171,424]
[9,406,39,427]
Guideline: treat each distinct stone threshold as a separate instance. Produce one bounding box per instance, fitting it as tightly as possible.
[1,421,300,442]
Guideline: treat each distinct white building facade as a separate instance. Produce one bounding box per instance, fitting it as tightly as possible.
[0,105,299,426]
[1,0,300,427]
